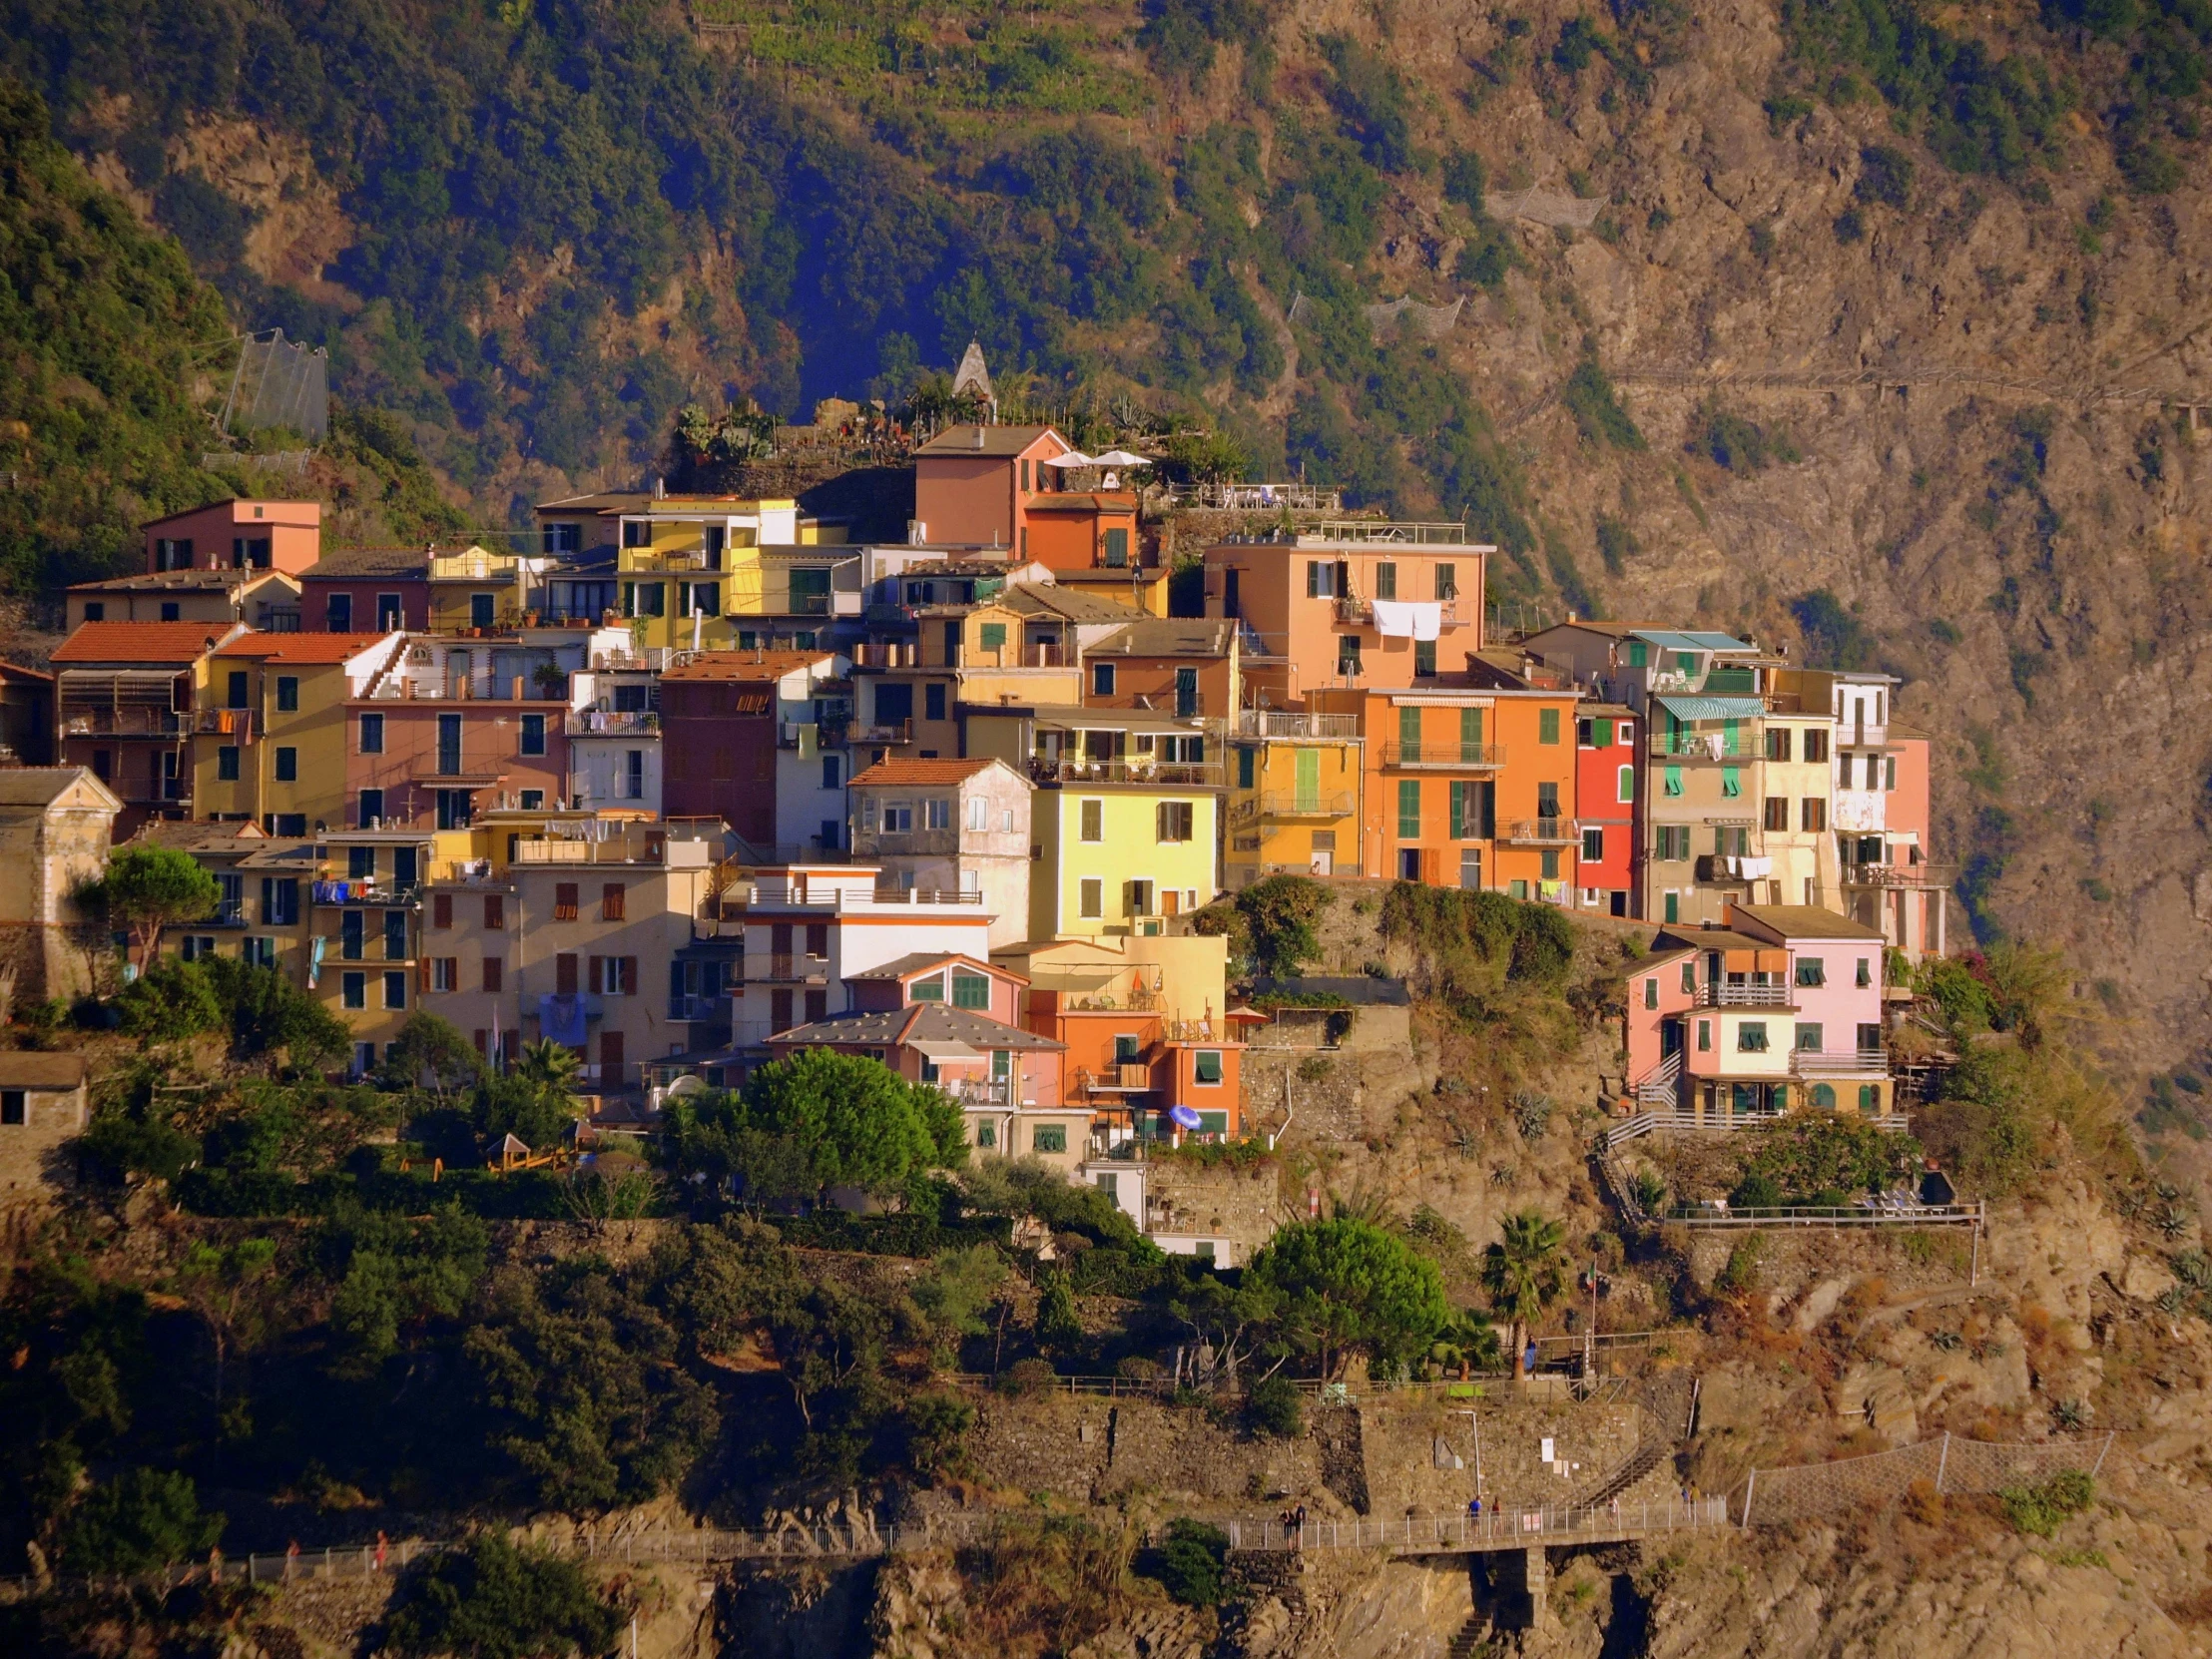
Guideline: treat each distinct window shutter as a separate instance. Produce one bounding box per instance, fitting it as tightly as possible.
[556,953,578,994]
[433,893,452,929]
[1478,781,1496,840]
[602,882,626,920]
[418,958,432,992]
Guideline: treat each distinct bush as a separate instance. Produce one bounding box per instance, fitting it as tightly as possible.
[386,1533,622,1659]
[58,1467,223,1573]
[1149,1518,1230,1606]
[1247,1374,1304,1437]
[1561,354,1645,450]
[1999,1469,2094,1537]
[116,960,224,1042]
[902,1392,976,1480]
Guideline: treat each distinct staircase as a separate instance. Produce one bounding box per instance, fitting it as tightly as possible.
[1633,1050,1682,1107]
[1571,1438,1669,1509]
[1444,1610,1496,1658]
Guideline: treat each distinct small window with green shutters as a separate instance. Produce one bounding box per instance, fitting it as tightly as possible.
[979,622,1007,651]
[1627,640,1648,667]
[1664,766,1683,797]
[908,977,944,1002]
[976,1123,996,1148]
[1194,1050,1223,1084]
[1397,779,1420,838]
[1721,766,1741,798]
[1398,704,1420,762]
[1032,1124,1067,1154]
[1644,977,1658,1009]
[1539,708,1560,744]
[953,972,990,1009]
[1198,1111,1229,1134]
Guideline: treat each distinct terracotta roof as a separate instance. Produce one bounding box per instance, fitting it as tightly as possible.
[845,951,1009,981]
[0,663,53,685]
[129,820,271,849]
[50,621,241,664]
[215,632,400,664]
[767,1001,1064,1051]
[1730,904,1888,942]
[69,569,296,593]
[848,758,1000,788]
[1024,492,1138,512]
[300,548,432,579]
[0,1052,87,1088]
[662,650,836,682]
[0,768,119,808]
[913,424,1063,459]
[1090,618,1235,657]
[1001,586,1145,623]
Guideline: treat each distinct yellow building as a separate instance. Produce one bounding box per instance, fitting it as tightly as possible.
[1224,707,1365,884]
[427,547,535,634]
[194,633,403,835]
[609,496,855,651]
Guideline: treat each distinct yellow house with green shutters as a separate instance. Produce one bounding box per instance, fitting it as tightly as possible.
[1225,706,1366,884]
[194,632,405,835]
[611,497,855,651]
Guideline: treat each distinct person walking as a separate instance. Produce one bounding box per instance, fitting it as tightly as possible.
[284,1540,299,1583]
[1292,1502,1307,1551]
[374,1530,389,1573]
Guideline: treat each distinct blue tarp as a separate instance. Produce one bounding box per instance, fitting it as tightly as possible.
[539,993,588,1047]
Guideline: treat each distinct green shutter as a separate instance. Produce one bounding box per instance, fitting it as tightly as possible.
[1594,717,1614,748]
[1539,708,1560,745]
[1194,1050,1223,1084]
[1460,706,1482,760]
[1721,766,1741,799]
[1448,782,1465,839]
[953,972,990,1009]
[979,622,1007,650]
[1398,704,1421,762]
[1627,640,1647,667]
[1397,779,1421,838]
[1237,746,1256,789]
[1664,766,1683,797]
[1294,748,1320,812]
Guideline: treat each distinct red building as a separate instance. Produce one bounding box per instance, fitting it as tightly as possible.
[141,499,322,575]
[1574,702,1638,915]
[299,549,433,633]
[343,639,570,829]
[658,652,806,848]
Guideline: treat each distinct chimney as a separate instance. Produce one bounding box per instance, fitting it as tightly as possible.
[973,428,985,450]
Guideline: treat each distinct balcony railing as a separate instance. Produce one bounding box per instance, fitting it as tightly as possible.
[1230,791,1354,825]
[1842,862,1954,888]
[952,1077,1017,1108]
[1698,984,1793,1007]
[867,886,985,906]
[761,952,830,984]
[1311,519,1470,544]
[193,710,256,738]
[1335,596,1466,628]
[1649,733,1752,760]
[668,994,728,1021]
[566,710,660,736]
[1791,1049,1889,1075]
[1028,757,1223,787]
[1236,710,1361,741]
[62,709,186,737]
[856,828,963,855]
[1078,1063,1155,1094]
[780,720,849,750]
[1504,818,1576,844]
[854,719,913,744]
[206,902,250,928]
[1381,742,1505,770]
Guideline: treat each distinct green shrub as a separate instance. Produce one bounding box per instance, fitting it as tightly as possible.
[1247,1374,1305,1437]
[116,960,224,1042]
[1561,354,1645,450]
[1149,1518,1231,1606]
[386,1533,622,1659]
[58,1466,222,1573]
[1999,1469,2094,1537]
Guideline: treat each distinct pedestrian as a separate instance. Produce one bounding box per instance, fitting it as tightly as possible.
[374,1530,388,1573]
[1293,1502,1307,1550]
[208,1546,223,1585]
[285,1539,299,1583]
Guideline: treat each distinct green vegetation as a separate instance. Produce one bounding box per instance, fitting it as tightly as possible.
[77,845,219,973]
[1561,354,1645,451]
[1791,589,1882,672]
[1246,1217,1450,1380]
[386,1534,623,1659]
[1245,1374,1304,1437]
[1379,883,1577,1055]
[1147,1518,1231,1606]
[1192,873,1333,977]
[57,1466,222,1573]
[1480,1209,1566,1377]
[1999,1469,2095,1536]
[1690,401,1801,471]
[1725,1117,1925,1207]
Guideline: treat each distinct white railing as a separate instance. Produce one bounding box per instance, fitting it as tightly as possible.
[1790,1050,1889,1075]
[1632,1051,1681,1105]
[1235,710,1362,740]
[1700,984,1791,1007]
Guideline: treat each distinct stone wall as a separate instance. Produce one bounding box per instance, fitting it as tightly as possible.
[1144,1157,1291,1259]
[0,1082,85,1204]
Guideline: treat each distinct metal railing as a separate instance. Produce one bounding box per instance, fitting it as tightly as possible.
[668,995,727,1021]
[865,886,986,906]
[854,720,913,743]
[1649,733,1752,760]
[1790,1049,1889,1075]
[1175,480,1343,512]
[762,952,830,983]
[1632,1051,1681,1105]
[1600,1109,1912,1150]
[566,710,660,735]
[1699,984,1791,1007]
[1230,790,1353,825]
[62,709,186,737]
[1842,862,1955,888]
[1077,1063,1155,1093]
[1209,1498,1733,1554]
[1311,519,1472,544]
[1669,1199,1982,1230]
[1234,710,1362,740]
[1380,741,1505,769]
[1504,818,1576,844]
[1027,758,1223,787]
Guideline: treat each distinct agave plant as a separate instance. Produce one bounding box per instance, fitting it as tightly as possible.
[2053,1397,2087,1430]
[2173,1250,2212,1290]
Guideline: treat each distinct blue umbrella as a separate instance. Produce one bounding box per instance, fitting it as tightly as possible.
[1168,1104,1203,1130]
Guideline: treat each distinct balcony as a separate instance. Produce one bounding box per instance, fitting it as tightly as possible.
[856,827,962,855]
[426,859,510,889]
[62,709,185,738]
[1311,519,1471,544]
[1699,983,1793,1007]
[310,878,419,906]
[206,902,250,928]
[1027,757,1223,788]
[1650,733,1753,761]
[952,1077,1018,1108]
[192,710,256,739]
[1381,741,1505,770]
[1078,1063,1155,1094]
[760,952,830,984]
[1336,596,1467,629]
[1843,861,1953,889]
[1236,710,1362,741]
[668,994,728,1021]
[854,719,913,744]
[566,710,660,736]
[867,886,986,907]
[1504,818,1577,845]
[1334,594,1372,623]
[780,720,849,750]
[1230,790,1354,826]
[1791,1049,1889,1076]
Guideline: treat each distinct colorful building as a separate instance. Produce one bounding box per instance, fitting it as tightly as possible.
[1573,703,1637,914]
[344,637,575,830]
[602,494,854,652]
[1225,705,1366,884]
[848,758,1033,948]
[141,498,323,576]
[51,621,250,837]
[426,547,543,634]
[565,666,662,817]
[195,633,404,834]
[1203,525,1489,702]
[300,548,432,634]
[67,568,301,632]
[659,650,849,860]
[1078,616,1239,721]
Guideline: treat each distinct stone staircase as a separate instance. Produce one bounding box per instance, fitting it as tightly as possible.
[1218,1549,1315,1657]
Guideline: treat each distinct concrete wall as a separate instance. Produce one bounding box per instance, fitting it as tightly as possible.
[0,1081,86,1203]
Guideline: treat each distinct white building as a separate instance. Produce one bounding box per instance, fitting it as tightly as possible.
[768,654,854,858]
[847,757,1034,948]
[566,667,662,814]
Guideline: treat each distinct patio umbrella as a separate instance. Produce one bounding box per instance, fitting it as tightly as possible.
[1168,1104,1204,1130]
[1038,450,1096,467]
[1089,448,1155,467]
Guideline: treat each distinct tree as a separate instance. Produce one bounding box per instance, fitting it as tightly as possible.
[200,956,349,1070]
[115,959,224,1042]
[382,1012,486,1100]
[386,1533,622,1659]
[84,845,220,971]
[1245,1217,1448,1380]
[1480,1210,1567,1380]
[739,1048,961,1199]
[1429,1308,1502,1380]
[176,1237,278,1432]
[911,1243,1009,1366]
[57,1467,222,1573]
[1034,1271,1083,1355]
[515,1037,583,1097]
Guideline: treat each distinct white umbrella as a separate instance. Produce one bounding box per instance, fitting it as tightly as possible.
[1039,450,1096,468]
[1090,449,1154,467]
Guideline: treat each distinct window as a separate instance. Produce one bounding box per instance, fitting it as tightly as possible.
[1885,756,1898,791]
[1413,640,1436,677]
[1856,956,1872,988]
[358,712,383,754]
[822,756,841,792]
[601,883,626,920]
[1858,1083,1881,1111]
[925,682,947,721]
[1079,877,1103,918]
[1397,779,1420,839]
[1681,960,1695,993]
[0,1090,23,1125]
[1540,848,1560,879]
[1175,666,1199,715]
[1079,800,1104,841]
[590,956,639,995]
[908,976,943,1003]
[1796,956,1826,987]
[926,798,952,830]
[275,747,297,782]
[342,972,365,1009]
[624,582,666,618]
[622,520,649,548]
[1306,560,1338,598]
[979,622,1007,652]
[1337,635,1362,677]
[433,958,459,992]
[226,671,250,710]
[483,957,503,992]
[952,972,990,1009]
[1375,561,1396,600]
[1663,766,1683,797]
[1447,780,1488,840]
[508,712,544,757]
[1810,1082,1837,1110]
[966,796,987,832]
[263,877,299,925]
[1737,1021,1770,1053]
[975,1122,996,1149]
[84,602,106,621]
[1644,977,1658,1009]
[1664,891,1679,923]
[159,601,180,622]
[1582,826,1604,862]
[1803,729,1830,763]
[358,788,383,828]
[680,582,721,617]
[882,802,913,832]
[1577,718,1593,748]
[1627,639,1648,668]
[1655,826,1691,860]
[1766,727,1793,762]
[1157,801,1194,842]
[554,882,579,920]
[1538,708,1560,745]
[1103,528,1129,567]
[1194,1049,1224,1085]
[520,791,543,810]
[1696,1017,1710,1051]
[1128,878,1155,915]
[376,594,402,630]
[326,593,353,631]
[1764,797,1790,831]
[1537,781,1560,821]
[1434,563,1456,600]
[1033,1124,1067,1154]
[1721,766,1740,799]
[433,893,453,930]
[275,676,299,713]
[624,751,645,799]
[1090,659,1115,696]
[1801,798,1828,831]
[544,522,580,555]
[218,746,241,782]
[1618,766,1635,804]
[1796,1023,1823,1052]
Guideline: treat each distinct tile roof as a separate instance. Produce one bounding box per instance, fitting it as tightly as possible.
[0,662,53,685]
[913,423,1062,458]
[1090,618,1235,657]
[214,632,401,664]
[848,758,1001,787]
[0,1052,87,1088]
[0,768,117,808]
[129,820,271,850]
[1730,904,1888,941]
[300,548,432,579]
[1024,491,1138,511]
[662,649,837,682]
[1001,586,1146,623]
[844,950,1004,981]
[50,621,242,663]
[767,1001,1064,1050]
[68,569,296,593]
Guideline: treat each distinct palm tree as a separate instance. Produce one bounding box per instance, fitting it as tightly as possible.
[1480,1210,1567,1381]
[516,1037,583,1100]
[1430,1308,1501,1381]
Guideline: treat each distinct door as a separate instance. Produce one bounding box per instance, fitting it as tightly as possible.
[437,713,462,776]
[1175,667,1198,717]
[1661,1018,1684,1059]
[1293,748,1321,814]
[599,1029,624,1086]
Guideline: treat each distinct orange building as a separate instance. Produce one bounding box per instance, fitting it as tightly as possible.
[1316,682,1579,899]
[1078,617,1240,722]
[911,425,1151,606]
[1201,526,1489,702]
[142,499,322,576]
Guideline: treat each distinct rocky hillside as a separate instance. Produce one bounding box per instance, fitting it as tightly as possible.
[2,2,2209,1114]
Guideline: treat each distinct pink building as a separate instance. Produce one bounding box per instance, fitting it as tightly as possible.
[911,424,1075,551]
[344,640,570,829]
[1622,903,1891,1120]
[142,499,321,575]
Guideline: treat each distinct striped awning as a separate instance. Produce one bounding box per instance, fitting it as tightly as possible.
[1654,695,1764,722]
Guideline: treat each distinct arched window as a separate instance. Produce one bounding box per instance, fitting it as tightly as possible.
[1810,1083,1837,1110]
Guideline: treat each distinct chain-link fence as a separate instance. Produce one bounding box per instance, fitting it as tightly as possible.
[1735,1432,2110,1527]
[220,329,329,441]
